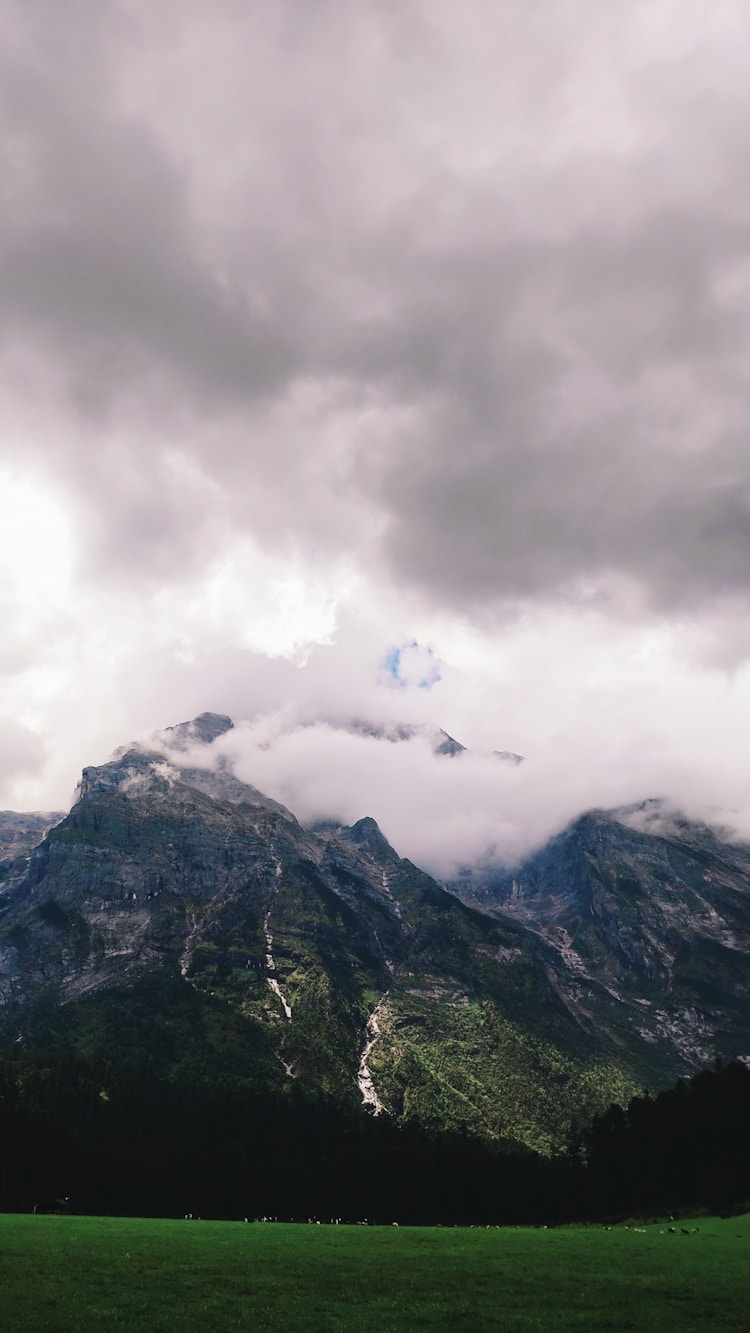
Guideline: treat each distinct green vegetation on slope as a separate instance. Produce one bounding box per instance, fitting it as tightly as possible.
[371,993,638,1151]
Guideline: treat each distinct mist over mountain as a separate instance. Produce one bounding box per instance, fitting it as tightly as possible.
[124,704,750,885]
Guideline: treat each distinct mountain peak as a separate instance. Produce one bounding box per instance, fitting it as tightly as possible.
[161,712,234,749]
[345,718,466,757]
[345,816,392,850]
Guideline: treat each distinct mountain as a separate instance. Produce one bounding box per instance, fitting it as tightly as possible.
[450,800,750,1074]
[3,719,750,1157]
[303,717,469,756]
[0,810,66,888]
[0,714,639,1154]
[287,716,524,762]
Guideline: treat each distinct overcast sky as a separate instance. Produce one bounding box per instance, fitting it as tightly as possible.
[3,0,750,873]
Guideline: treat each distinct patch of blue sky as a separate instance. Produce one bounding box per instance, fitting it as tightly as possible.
[381,642,442,690]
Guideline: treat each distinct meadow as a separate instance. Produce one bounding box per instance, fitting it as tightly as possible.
[0,1211,748,1331]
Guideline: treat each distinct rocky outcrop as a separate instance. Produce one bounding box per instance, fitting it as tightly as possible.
[450,801,750,1072]
[0,811,65,892]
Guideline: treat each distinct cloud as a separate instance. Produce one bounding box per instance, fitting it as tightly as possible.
[6,584,750,877]
[2,0,750,864]
[0,0,748,618]
[0,719,47,800]
[376,206,750,618]
[144,657,750,881]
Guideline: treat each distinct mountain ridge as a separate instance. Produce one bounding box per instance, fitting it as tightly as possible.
[2,715,750,1153]
[450,799,750,1070]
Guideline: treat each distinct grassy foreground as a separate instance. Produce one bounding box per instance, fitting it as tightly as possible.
[1,1211,748,1331]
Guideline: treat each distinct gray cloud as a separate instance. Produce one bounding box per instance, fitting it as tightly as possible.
[0,8,294,407]
[366,199,750,614]
[3,0,750,835]
[0,719,46,796]
[2,1,750,616]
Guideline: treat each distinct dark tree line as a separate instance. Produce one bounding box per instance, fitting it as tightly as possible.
[0,1050,568,1224]
[580,1059,750,1218]
[1,1050,749,1223]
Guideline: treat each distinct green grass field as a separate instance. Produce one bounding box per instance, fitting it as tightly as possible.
[1,1211,748,1331]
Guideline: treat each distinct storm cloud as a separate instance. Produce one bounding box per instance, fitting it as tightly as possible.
[2,1,750,856]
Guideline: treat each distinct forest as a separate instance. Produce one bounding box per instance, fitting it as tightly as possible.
[1,1052,748,1224]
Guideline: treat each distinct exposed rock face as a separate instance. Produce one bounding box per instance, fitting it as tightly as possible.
[157,711,234,749]
[450,801,750,1071]
[492,750,525,766]
[338,718,467,756]
[0,811,66,890]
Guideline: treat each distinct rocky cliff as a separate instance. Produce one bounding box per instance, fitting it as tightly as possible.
[451,800,750,1072]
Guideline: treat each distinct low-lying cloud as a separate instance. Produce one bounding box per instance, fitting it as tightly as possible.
[151,672,750,880]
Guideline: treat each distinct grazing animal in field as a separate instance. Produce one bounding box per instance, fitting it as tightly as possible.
[33,1197,71,1216]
